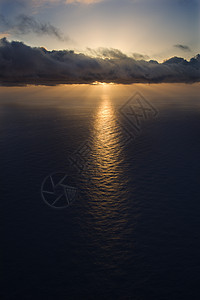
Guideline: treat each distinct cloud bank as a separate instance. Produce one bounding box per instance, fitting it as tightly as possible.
[0,38,199,85]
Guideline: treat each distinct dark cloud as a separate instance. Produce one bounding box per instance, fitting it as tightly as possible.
[0,14,69,41]
[174,44,191,52]
[0,38,199,85]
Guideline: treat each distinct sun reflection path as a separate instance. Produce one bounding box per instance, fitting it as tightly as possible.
[91,94,123,181]
[81,93,132,269]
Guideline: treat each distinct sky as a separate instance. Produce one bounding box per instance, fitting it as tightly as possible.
[0,0,199,85]
[0,0,199,61]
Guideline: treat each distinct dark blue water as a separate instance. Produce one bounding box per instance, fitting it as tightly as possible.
[1,84,200,299]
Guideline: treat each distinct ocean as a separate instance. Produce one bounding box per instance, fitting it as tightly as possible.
[1,83,200,299]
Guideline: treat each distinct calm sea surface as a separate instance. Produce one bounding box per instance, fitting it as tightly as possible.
[1,83,200,299]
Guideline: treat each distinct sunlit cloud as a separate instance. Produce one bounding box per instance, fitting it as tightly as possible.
[0,33,10,39]
[65,0,104,4]
[132,53,150,60]
[86,47,128,59]
[30,0,104,5]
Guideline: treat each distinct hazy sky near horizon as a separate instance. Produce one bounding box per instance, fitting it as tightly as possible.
[0,0,199,61]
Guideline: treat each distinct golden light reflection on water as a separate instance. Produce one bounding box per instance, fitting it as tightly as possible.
[83,93,131,262]
[92,94,122,175]
[90,93,124,193]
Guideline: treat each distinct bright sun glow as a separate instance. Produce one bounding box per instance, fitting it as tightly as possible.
[92,81,115,85]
